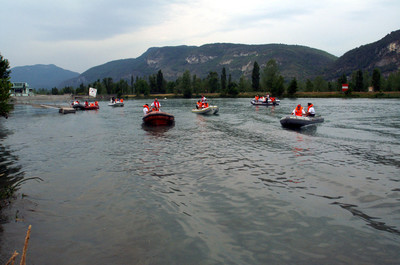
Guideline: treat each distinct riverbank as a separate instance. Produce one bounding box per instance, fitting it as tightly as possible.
[125,91,400,99]
[14,91,400,103]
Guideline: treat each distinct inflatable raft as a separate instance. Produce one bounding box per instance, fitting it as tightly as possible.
[251,99,280,106]
[280,115,324,128]
[191,105,219,115]
[72,103,99,110]
[108,101,124,107]
[143,111,174,126]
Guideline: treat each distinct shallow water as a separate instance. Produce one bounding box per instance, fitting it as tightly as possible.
[0,98,399,264]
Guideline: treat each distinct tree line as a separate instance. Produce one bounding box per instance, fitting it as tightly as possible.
[39,59,400,98]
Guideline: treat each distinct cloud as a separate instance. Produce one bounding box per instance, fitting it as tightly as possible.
[1,0,399,72]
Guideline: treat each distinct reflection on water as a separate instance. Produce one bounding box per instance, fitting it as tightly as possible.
[0,98,399,264]
[0,127,23,220]
[141,123,175,136]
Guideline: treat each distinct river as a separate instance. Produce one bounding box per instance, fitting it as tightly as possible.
[0,98,399,264]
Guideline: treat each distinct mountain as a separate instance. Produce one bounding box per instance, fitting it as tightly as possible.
[324,30,400,79]
[10,64,80,89]
[61,43,337,87]
[14,29,400,89]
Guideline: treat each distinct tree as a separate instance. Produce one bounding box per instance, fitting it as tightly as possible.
[0,53,11,118]
[385,70,400,91]
[355,69,364,92]
[225,74,239,97]
[313,76,328,92]
[372,68,381,92]
[221,67,227,94]
[135,78,150,96]
[271,75,285,97]
[115,79,128,98]
[148,74,157,94]
[156,70,166,93]
[51,87,59,95]
[238,75,251,92]
[181,70,192,98]
[130,75,134,94]
[102,77,114,94]
[206,71,219,93]
[337,74,347,91]
[251,61,260,91]
[287,78,298,96]
[192,75,201,96]
[261,59,279,92]
[305,79,314,92]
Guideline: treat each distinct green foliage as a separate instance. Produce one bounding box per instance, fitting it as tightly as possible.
[305,79,314,92]
[313,76,328,92]
[156,70,166,93]
[0,53,11,118]
[287,78,298,96]
[272,76,285,97]
[227,74,239,97]
[372,68,381,91]
[261,59,285,96]
[385,70,400,91]
[238,75,251,92]
[354,70,364,92]
[221,67,227,93]
[206,71,220,93]
[135,78,150,96]
[103,77,114,94]
[251,61,260,91]
[337,74,347,91]
[181,70,192,98]
[261,59,279,91]
[51,87,59,95]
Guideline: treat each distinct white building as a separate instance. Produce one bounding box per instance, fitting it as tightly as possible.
[10,82,35,96]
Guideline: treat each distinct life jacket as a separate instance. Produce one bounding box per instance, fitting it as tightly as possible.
[255,96,259,101]
[295,106,303,116]
[95,101,98,106]
[270,97,275,102]
[120,99,123,103]
[204,102,209,108]
[197,102,202,108]
[307,104,314,112]
[153,100,160,110]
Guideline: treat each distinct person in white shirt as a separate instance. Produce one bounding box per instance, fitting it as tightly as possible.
[305,103,315,117]
[151,98,161,111]
[143,104,150,115]
[201,94,207,103]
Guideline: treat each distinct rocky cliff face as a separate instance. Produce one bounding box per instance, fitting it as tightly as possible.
[325,30,400,79]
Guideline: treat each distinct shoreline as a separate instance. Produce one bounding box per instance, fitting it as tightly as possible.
[9,91,400,103]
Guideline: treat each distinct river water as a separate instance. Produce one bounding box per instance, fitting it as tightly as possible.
[0,98,399,264]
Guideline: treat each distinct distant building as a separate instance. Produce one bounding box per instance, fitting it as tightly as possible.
[10,82,35,96]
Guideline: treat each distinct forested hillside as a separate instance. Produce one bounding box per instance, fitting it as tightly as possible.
[324,30,400,79]
[61,43,337,88]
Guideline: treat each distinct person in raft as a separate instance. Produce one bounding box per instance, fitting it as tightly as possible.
[292,104,306,116]
[151,98,161,111]
[143,104,150,115]
[305,103,315,117]
[196,100,202,109]
[201,94,207,103]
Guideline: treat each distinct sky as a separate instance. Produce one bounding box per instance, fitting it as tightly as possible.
[1,0,399,73]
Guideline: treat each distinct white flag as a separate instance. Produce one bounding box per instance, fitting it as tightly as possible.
[89,87,97,97]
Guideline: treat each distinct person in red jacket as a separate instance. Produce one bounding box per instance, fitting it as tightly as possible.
[292,104,305,116]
